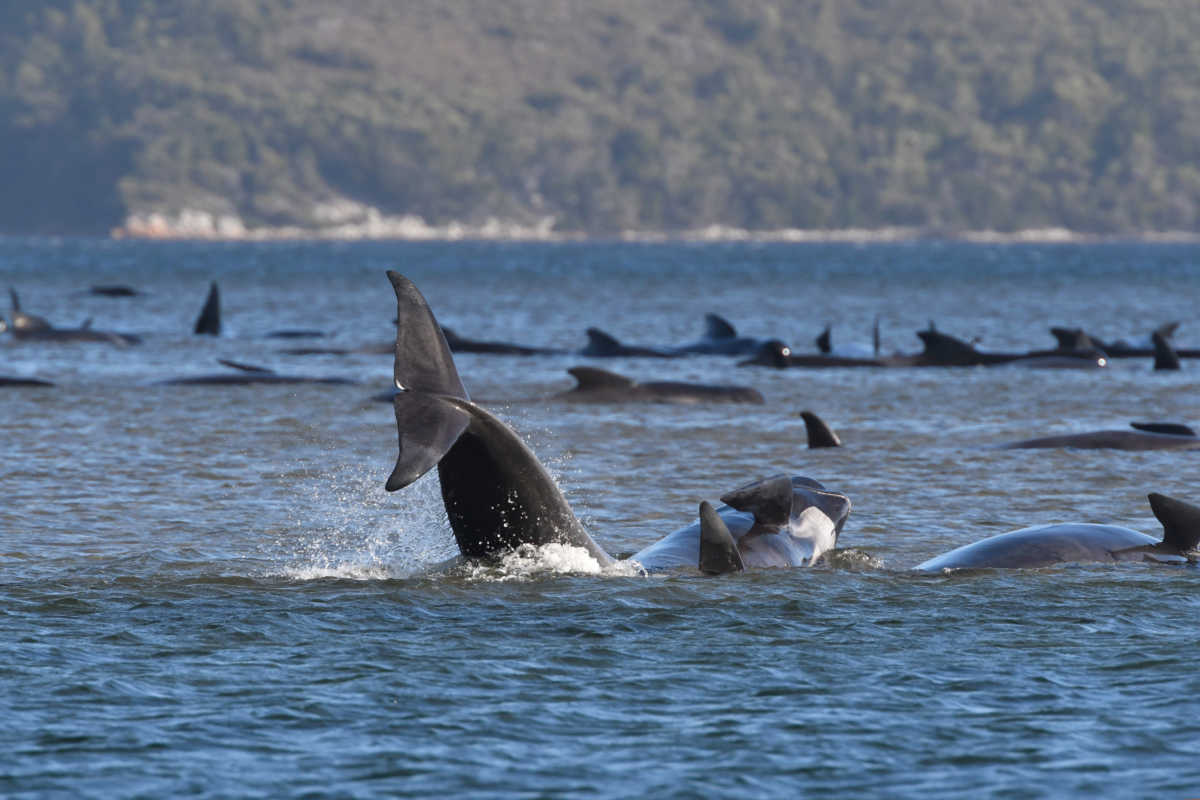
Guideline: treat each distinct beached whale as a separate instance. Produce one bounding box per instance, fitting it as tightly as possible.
[556,366,764,404]
[915,493,1200,570]
[383,271,850,573]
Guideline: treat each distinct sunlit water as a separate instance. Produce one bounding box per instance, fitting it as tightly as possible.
[3,239,1200,797]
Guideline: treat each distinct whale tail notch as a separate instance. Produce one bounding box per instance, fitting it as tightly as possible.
[1148,493,1200,556]
[699,501,744,574]
[385,270,472,492]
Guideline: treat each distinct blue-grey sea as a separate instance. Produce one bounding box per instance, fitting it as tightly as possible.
[3,238,1200,798]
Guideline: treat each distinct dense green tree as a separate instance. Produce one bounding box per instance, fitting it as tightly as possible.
[3,0,1200,235]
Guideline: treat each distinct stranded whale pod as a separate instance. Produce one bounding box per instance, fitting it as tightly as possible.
[383,271,851,572]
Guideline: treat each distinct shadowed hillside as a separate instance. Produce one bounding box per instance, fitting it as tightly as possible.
[4,0,1200,236]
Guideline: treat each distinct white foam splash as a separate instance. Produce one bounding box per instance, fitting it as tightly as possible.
[464,543,647,582]
[270,466,458,581]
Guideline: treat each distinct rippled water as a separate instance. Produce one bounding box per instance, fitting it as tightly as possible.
[3,239,1200,797]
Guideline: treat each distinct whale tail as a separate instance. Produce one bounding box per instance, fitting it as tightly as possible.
[1148,493,1200,555]
[194,281,221,336]
[699,501,744,574]
[801,410,842,448]
[385,271,472,491]
[1152,331,1180,371]
[815,324,831,355]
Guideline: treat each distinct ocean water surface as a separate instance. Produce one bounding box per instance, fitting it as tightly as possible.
[3,238,1200,797]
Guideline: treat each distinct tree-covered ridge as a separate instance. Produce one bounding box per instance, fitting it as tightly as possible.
[3,0,1200,235]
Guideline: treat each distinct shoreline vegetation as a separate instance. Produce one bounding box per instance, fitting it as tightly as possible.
[7,2,1200,239]
[111,209,1200,244]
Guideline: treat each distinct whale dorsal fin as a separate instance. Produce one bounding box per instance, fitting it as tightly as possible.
[583,327,623,356]
[80,317,93,330]
[801,410,842,448]
[815,324,831,355]
[1050,326,1095,351]
[218,359,275,374]
[385,271,471,491]
[1131,422,1196,437]
[720,474,795,528]
[9,288,20,312]
[704,313,737,340]
[1148,493,1200,554]
[698,501,744,574]
[568,366,635,390]
[194,281,221,336]
[917,329,979,360]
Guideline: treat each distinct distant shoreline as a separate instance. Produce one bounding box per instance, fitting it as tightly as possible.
[100,209,1200,245]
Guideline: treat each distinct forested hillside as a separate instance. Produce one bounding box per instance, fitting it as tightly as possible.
[4,0,1200,236]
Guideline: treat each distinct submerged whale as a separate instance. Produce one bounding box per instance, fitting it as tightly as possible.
[0,375,54,387]
[383,271,850,573]
[1002,422,1200,451]
[580,327,680,358]
[556,366,764,404]
[1052,322,1200,359]
[441,326,564,356]
[916,493,1200,570]
[672,314,786,357]
[158,359,354,385]
[1,289,141,345]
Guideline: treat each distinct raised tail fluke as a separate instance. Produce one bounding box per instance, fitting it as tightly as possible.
[1152,331,1181,371]
[388,271,468,399]
[698,501,744,575]
[385,271,472,492]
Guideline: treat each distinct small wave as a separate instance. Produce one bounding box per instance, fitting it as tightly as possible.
[823,548,885,570]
